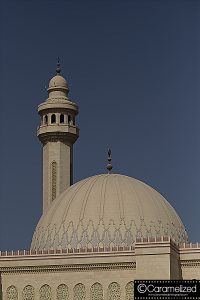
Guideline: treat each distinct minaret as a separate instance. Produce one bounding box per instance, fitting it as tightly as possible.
[37,61,79,213]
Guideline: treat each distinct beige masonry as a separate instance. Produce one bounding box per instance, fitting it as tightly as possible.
[0,239,200,299]
[0,65,199,299]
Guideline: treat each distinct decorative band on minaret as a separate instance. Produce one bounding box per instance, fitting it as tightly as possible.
[37,62,79,213]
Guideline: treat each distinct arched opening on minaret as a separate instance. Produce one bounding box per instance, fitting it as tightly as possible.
[44,115,48,124]
[51,114,56,124]
[60,114,64,124]
[68,115,72,125]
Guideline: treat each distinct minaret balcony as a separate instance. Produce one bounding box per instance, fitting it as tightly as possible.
[37,124,79,144]
[37,124,79,135]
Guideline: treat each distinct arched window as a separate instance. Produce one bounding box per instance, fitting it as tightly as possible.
[90,282,103,300]
[51,114,56,124]
[68,115,71,124]
[125,281,134,300]
[60,114,64,124]
[57,284,69,300]
[73,283,86,300]
[44,115,48,124]
[108,282,120,300]
[6,286,18,300]
[39,285,52,300]
[22,285,35,300]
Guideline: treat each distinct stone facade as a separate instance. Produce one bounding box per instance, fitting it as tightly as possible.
[0,238,200,299]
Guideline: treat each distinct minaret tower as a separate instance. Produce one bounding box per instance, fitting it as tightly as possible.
[37,61,79,213]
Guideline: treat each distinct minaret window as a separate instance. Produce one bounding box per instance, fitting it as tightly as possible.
[44,115,48,124]
[68,115,73,125]
[60,114,64,124]
[51,114,56,124]
[51,161,57,201]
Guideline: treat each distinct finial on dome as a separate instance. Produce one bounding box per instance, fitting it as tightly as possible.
[106,148,113,173]
[56,57,61,75]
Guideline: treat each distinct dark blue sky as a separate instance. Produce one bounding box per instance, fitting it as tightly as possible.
[0,0,199,250]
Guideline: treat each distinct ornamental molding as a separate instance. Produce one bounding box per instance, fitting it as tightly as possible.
[39,98,78,108]
[31,218,188,252]
[38,131,79,144]
[0,246,135,257]
[0,262,136,275]
[46,97,70,103]
[180,260,200,268]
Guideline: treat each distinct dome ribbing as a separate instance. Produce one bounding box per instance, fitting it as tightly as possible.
[31,174,188,250]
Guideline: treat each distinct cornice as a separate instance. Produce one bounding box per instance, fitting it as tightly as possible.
[180,260,200,268]
[37,130,79,144]
[0,262,136,275]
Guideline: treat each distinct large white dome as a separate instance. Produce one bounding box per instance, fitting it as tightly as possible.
[31,174,188,250]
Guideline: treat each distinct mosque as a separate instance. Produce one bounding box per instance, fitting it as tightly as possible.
[0,63,199,300]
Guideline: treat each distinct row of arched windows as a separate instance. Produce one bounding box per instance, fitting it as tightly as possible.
[6,281,134,300]
[42,114,75,126]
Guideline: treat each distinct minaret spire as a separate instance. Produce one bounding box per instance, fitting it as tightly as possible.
[106,148,113,173]
[56,57,61,75]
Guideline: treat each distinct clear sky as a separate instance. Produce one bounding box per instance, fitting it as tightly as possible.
[0,0,199,250]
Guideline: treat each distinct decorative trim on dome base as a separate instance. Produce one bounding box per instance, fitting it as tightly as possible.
[31,218,188,251]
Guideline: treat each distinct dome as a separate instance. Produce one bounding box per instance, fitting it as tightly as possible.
[31,174,188,250]
[48,74,69,91]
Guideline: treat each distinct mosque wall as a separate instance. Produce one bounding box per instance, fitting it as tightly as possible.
[0,241,200,299]
[180,245,200,279]
[135,239,180,279]
[1,268,135,299]
[181,263,200,280]
[0,247,135,299]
